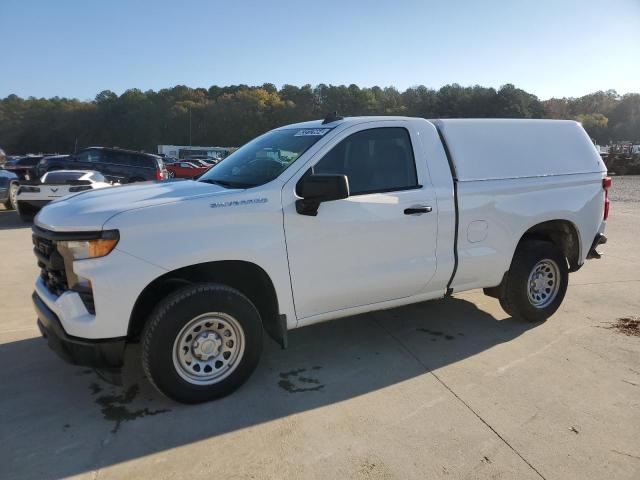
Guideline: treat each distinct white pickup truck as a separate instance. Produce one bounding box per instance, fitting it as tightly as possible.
[32,116,609,403]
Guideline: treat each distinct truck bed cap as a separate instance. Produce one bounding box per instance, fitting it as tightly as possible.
[434,118,605,181]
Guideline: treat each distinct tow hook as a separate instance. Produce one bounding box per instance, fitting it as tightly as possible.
[587,233,607,259]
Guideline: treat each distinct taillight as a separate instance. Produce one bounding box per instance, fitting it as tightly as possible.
[603,176,611,220]
[156,168,164,181]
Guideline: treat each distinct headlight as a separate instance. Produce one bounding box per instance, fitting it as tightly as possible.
[19,186,40,193]
[57,230,119,260]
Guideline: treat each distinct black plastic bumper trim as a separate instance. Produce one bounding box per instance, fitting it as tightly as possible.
[18,199,51,208]
[33,291,125,369]
[587,233,607,260]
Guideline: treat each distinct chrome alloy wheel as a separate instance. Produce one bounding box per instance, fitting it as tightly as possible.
[172,313,245,385]
[526,259,560,308]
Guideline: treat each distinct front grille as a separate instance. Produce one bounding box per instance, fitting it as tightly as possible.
[32,233,68,296]
[32,228,96,314]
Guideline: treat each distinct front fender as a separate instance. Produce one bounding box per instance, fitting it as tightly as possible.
[102,188,296,325]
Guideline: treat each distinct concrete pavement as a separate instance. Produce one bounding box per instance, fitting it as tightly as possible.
[0,190,638,479]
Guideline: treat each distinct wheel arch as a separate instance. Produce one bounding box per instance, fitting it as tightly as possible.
[517,219,582,272]
[128,260,286,347]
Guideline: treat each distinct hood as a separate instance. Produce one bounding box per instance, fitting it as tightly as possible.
[35,180,236,232]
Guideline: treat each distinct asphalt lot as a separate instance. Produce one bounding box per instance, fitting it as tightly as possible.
[1,179,639,480]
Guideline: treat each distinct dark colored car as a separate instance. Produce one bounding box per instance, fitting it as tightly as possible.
[0,168,19,209]
[37,147,168,183]
[3,155,50,181]
[34,155,70,178]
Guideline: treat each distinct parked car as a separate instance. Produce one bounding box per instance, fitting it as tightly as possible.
[165,161,211,178]
[17,170,117,221]
[36,147,168,183]
[34,154,70,178]
[3,155,51,181]
[0,168,19,210]
[31,116,609,404]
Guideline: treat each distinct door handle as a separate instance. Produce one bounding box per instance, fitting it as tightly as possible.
[404,206,432,215]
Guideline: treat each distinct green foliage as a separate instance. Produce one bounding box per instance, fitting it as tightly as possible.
[544,90,640,143]
[0,84,636,154]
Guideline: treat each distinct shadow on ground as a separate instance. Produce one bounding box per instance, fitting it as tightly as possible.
[0,297,538,479]
[0,208,30,230]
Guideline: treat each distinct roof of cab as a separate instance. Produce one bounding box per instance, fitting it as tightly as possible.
[275,116,423,130]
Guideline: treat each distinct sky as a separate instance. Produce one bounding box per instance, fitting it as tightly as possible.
[0,0,639,101]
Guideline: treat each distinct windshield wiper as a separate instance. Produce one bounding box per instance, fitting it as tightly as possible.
[200,179,256,189]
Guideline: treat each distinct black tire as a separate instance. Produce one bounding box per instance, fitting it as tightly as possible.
[498,240,568,322]
[142,283,263,404]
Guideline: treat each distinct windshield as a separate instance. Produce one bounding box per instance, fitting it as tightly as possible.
[199,127,331,188]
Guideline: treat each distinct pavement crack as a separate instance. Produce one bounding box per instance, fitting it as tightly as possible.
[571,279,640,286]
[611,449,640,461]
[371,312,547,480]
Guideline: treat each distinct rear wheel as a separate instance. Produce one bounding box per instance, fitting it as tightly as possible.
[142,283,263,404]
[498,240,568,322]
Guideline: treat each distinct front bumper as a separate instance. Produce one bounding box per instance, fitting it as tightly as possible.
[33,291,125,369]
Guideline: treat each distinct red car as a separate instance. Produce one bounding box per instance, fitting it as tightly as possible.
[166,161,211,179]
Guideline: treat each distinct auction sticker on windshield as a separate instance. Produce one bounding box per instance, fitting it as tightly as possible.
[294,128,331,136]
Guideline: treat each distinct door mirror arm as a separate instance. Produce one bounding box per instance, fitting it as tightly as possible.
[295,173,349,216]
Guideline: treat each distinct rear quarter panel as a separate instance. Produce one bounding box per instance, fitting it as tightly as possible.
[452,172,605,292]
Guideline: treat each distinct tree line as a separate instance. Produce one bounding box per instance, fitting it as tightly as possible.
[0,83,638,154]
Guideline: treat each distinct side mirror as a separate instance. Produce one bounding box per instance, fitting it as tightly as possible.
[295,173,349,216]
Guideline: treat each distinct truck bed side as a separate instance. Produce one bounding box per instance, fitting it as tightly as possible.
[452,173,605,292]
[433,119,607,293]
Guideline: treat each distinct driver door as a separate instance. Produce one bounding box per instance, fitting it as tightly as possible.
[283,122,439,321]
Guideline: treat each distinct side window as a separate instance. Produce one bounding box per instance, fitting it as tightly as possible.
[111,152,133,166]
[128,154,148,167]
[90,151,102,163]
[75,152,89,162]
[76,150,102,163]
[314,127,418,195]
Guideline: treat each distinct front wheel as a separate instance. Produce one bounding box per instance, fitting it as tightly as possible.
[142,283,263,403]
[498,240,568,322]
